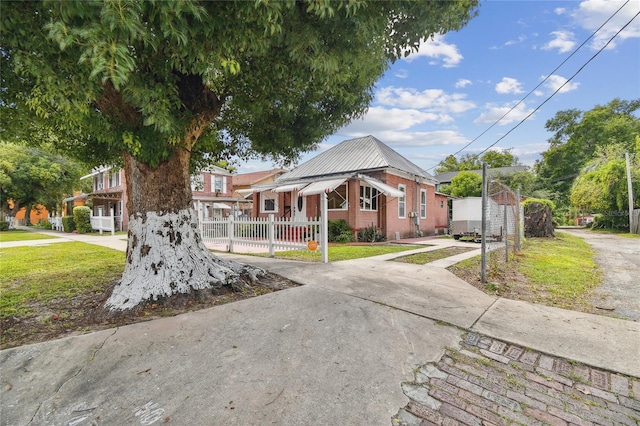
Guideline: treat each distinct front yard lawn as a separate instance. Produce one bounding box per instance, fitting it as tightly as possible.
[256,244,424,262]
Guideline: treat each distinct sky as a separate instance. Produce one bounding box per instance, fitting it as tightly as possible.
[236,0,640,175]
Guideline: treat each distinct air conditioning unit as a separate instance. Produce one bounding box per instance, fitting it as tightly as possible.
[408,211,416,218]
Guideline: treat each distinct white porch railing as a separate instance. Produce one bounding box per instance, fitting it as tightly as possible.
[199,214,326,260]
[50,217,63,231]
[90,215,115,235]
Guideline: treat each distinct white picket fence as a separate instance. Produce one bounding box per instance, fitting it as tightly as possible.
[199,214,323,258]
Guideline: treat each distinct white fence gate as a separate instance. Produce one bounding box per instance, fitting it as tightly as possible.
[199,214,325,259]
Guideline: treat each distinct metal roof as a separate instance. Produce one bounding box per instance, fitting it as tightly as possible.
[277,136,436,182]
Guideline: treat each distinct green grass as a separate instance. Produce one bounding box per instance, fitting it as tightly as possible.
[518,232,601,303]
[393,246,475,265]
[0,230,59,242]
[254,244,423,262]
[0,242,124,318]
[588,228,640,239]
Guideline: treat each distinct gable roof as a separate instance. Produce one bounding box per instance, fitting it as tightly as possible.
[232,168,286,186]
[278,135,435,182]
[434,166,530,185]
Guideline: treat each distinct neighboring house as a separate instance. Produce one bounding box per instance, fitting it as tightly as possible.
[250,136,449,240]
[232,168,287,217]
[81,167,128,231]
[191,165,248,220]
[80,165,244,230]
[434,166,529,192]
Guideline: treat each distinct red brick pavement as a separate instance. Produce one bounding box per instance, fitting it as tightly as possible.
[392,333,640,426]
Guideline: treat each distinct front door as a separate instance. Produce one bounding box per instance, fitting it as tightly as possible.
[292,191,307,222]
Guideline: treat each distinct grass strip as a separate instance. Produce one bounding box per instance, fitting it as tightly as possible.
[393,246,476,265]
[251,244,423,262]
[0,242,124,318]
[0,230,59,242]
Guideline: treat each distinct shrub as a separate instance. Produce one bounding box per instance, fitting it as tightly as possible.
[62,216,76,233]
[357,223,386,243]
[328,219,354,243]
[40,220,52,230]
[0,221,9,231]
[73,206,92,233]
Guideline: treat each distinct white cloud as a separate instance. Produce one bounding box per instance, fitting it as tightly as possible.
[504,35,527,46]
[403,34,463,68]
[341,106,445,134]
[455,79,472,88]
[542,30,576,53]
[342,129,470,148]
[495,77,525,95]
[376,86,476,114]
[542,74,580,94]
[474,102,535,125]
[555,7,567,15]
[572,0,640,50]
[394,69,409,79]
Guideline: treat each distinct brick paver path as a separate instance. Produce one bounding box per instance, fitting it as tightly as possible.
[393,333,640,426]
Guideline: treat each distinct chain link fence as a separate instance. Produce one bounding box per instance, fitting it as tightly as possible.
[481,179,523,283]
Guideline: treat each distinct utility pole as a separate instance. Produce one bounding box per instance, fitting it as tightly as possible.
[626,152,634,233]
[481,163,487,283]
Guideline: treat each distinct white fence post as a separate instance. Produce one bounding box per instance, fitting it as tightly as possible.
[228,215,234,252]
[321,193,328,263]
[268,214,275,257]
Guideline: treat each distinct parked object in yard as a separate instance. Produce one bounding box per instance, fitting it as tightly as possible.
[451,197,507,242]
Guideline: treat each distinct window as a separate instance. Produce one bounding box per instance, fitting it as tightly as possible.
[191,174,204,191]
[109,170,120,188]
[420,189,427,219]
[328,184,348,210]
[95,173,104,191]
[261,192,278,213]
[213,176,226,194]
[440,200,445,208]
[398,184,406,218]
[360,185,379,211]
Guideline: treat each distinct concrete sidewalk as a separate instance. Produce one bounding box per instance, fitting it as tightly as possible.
[1,230,639,425]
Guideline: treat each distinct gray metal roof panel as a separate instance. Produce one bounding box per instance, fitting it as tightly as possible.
[278,136,435,182]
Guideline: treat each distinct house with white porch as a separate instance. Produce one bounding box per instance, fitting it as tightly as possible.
[248,136,449,240]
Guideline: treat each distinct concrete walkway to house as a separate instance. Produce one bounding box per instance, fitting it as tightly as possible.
[1,228,638,425]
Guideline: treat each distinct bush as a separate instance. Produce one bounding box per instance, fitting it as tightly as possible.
[328,219,354,243]
[40,220,52,230]
[591,213,628,230]
[62,216,76,233]
[73,206,92,233]
[357,223,386,243]
[0,221,9,231]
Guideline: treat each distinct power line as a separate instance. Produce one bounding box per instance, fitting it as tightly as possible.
[427,0,632,171]
[476,8,640,157]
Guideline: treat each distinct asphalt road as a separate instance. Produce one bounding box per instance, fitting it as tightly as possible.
[560,228,640,321]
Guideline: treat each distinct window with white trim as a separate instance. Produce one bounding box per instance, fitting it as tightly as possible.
[261,192,278,213]
[328,183,348,210]
[398,184,406,218]
[213,175,226,194]
[420,189,427,219]
[359,185,379,211]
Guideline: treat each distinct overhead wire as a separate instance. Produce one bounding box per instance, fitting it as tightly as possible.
[475,8,640,157]
[426,0,634,170]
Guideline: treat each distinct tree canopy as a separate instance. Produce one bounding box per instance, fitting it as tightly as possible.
[0,142,89,216]
[435,149,520,174]
[535,98,640,207]
[450,171,482,197]
[1,0,480,170]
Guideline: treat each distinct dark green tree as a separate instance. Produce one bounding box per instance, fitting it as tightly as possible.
[0,142,88,221]
[1,0,479,310]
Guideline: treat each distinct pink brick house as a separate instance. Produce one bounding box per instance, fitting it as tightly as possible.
[250,136,449,240]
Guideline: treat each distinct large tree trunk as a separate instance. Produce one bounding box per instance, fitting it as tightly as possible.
[105,149,263,311]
